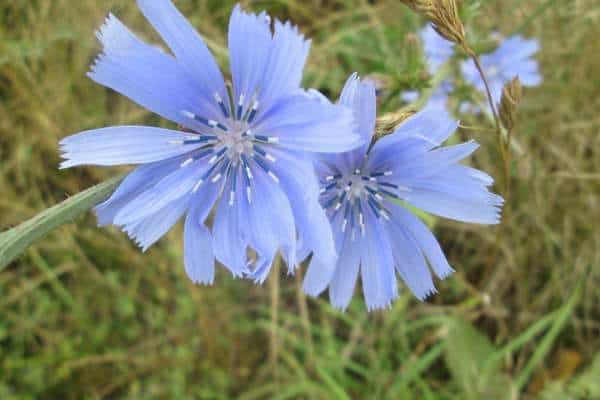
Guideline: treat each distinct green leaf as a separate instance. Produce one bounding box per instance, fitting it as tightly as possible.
[0,174,125,270]
[444,318,514,400]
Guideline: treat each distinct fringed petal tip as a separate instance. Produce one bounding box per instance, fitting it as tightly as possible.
[436,266,455,280]
[125,231,153,253]
[94,13,138,58]
[414,287,438,302]
[58,160,74,170]
[410,267,456,301]
[184,270,217,286]
[365,295,398,312]
[330,301,350,312]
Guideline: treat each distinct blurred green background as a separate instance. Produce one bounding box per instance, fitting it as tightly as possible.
[1,0,598,398]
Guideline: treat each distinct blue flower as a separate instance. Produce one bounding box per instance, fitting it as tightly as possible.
[401,90,420,103]
[401,24,454,108]
[402,80,453,112]
[304,75,503,311]
[60,1,360,284]
[462,35,541,103]
[421,23,454,74]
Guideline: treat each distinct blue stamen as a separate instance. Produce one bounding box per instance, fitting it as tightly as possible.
[378,182,399,189]
[379,188,400,199]
[252,154,270,174]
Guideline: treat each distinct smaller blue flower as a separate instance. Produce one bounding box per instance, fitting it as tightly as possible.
[305,74,503,311]
[462,35,541,103]
[421,23,454,74]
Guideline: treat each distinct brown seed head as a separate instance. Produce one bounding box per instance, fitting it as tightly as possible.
[400,0,467,50]
[375,110,417,140]
[499,76,523,131]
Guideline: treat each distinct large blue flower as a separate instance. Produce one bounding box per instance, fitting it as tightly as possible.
[60,1,361,284]
[462,35,541,103]
[304,75,503,311]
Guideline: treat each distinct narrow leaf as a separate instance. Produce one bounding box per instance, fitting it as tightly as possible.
[0,174,125,270]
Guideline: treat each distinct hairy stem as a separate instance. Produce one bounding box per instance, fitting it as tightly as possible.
[0,174,125,270]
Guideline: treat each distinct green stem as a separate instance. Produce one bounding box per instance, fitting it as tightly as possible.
[0,174,125,270]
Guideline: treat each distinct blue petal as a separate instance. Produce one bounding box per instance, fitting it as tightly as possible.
[403,188,502,225]
[497,36,540,60]
[89,14,221,127]
[255,93,360,153]
[228,5,272,109]
[60,126,206,168]
[268,148,336,272]
[389,159,503,225]
[259,19,311,110]
[95,157,183,226]
[387,141,480,180]
[359,206,398,311]
[296,202,335,268]
[113,158,212,225]
[328,222,361,310]
[184,186,221,285]
[368,106,459,171]
[249,253,277,284]
[512,60,542,86]
[136,0,228,106]
[303,256,335,298]
[212,178,247,278]
[241,166,297,281]
[378,138,503,225]
[122,194,191,251]
[387,203,454,279]
[385,216,437,300]
[302,209,345,297]
[333,74,377,171]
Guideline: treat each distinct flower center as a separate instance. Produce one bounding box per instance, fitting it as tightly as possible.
[320,168,410,238]
[219,122,253,165]
[170,92,281,205]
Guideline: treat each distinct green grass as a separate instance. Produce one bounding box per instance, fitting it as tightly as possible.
[1,0,599,398]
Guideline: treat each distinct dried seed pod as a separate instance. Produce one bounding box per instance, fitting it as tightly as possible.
[499,76,523,131]
[374,110,417,139]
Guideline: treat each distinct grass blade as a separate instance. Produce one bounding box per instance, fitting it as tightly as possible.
[515,283,582,391]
